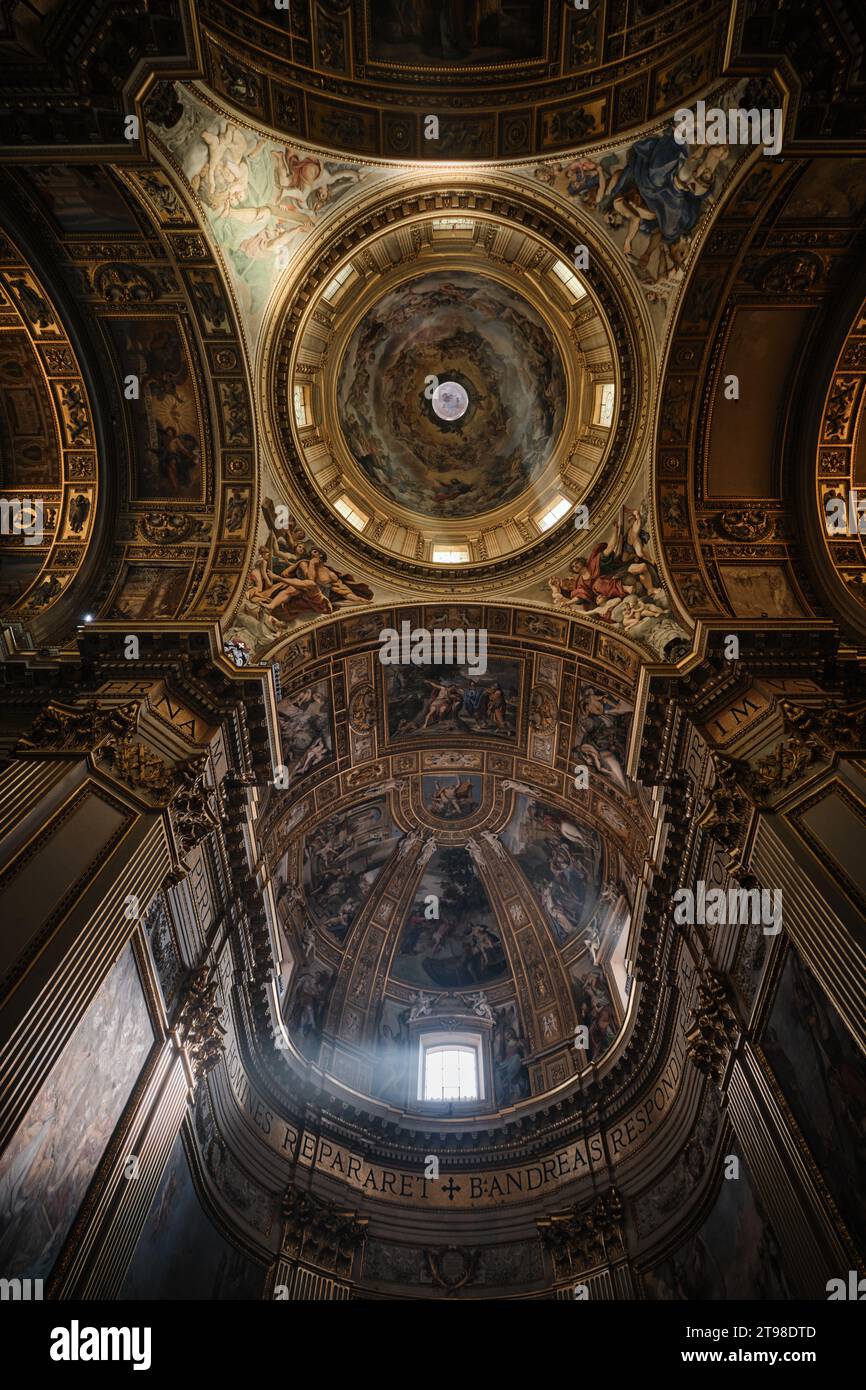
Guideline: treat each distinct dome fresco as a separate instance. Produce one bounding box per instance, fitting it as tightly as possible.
[390,847,509,990]
[266,193,628,580]
[336,271,567,518]
[263,629,644,1119]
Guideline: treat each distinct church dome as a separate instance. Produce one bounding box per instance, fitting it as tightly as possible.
[336,269,568,520]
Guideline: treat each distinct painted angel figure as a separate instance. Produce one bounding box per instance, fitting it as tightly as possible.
[573,685,633,795]
[548,509,658,617]
[246,499,373,628]
[191,121,266,213]
[245,546,324,629]
[429,777,476,816]
[540,884,573,945]
[270,151,363,217]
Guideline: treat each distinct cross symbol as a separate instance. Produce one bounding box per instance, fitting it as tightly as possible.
[441,1178,461,1202]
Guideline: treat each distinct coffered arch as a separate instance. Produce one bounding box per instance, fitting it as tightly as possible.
[0,155,261,645]
[802,264,866,643]
[654,153,866,629]
[0,216,110,639]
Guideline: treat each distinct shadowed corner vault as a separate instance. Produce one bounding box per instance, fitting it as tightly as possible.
[0,0,865,1317]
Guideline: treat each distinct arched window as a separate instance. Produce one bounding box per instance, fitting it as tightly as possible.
[420,1039,480,1102]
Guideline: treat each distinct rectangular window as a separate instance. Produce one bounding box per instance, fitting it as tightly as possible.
[333,495,369,531]
[535,495,571,533]
[417,1031,485,1104]
[551,259,587,300]
[594,381,616,428]
[432,545,470,564]
[322,263,356,303]
[423,1045,479,1101]
[293,383,310,428]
